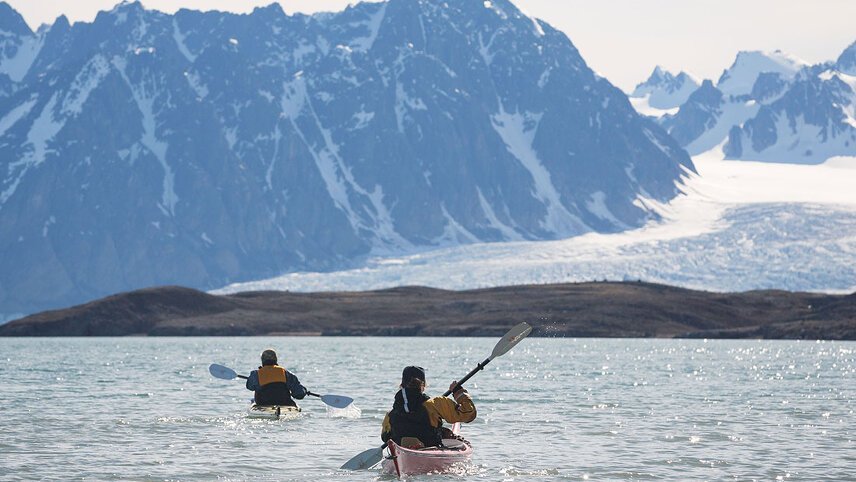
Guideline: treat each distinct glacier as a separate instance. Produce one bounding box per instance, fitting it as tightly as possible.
[215,150,856,295]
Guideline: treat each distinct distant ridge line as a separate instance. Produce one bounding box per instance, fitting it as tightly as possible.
[1,282,854,339]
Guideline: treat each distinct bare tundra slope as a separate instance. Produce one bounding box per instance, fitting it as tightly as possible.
[1,282,854,339]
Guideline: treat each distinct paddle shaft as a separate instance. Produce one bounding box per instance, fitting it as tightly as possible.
[444,357,491,397]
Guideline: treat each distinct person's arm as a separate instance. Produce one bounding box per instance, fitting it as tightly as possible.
[381,412,392,443]
[423,382,476,427]
[245,370,260,391]
[286,371,307,399]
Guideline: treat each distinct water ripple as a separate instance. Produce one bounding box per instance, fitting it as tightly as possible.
[0,338,853,481]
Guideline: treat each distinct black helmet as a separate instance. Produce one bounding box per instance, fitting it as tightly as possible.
[261,349,277,366]
[401,366,425,384]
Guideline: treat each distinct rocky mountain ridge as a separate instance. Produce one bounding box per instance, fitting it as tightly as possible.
[632,46,856,163]
[629,66,699,115]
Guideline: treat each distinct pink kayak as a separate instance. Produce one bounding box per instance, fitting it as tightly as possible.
[381,436,473,477]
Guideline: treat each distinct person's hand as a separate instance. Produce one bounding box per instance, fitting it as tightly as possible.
[449,380,463,394]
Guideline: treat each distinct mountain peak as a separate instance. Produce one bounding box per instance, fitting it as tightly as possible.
[692,79,722,102]
[675,71,698,83]
[717,49,807,97]
[836,40,856,75]
[111,0,143,11]
[54,13,70,27]
[0,1,33,36]
[646,65,668,82]
[104,0,145,20]
[634,66,698,89]
[251,3,286,17]
[631,66,700,110]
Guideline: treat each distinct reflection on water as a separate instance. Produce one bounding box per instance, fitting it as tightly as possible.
[0,337,853,480]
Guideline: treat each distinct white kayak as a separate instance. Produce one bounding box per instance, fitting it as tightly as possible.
[381,424,473,477]
[246,404,301,420]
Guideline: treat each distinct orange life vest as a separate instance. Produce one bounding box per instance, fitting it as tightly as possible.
[258,365,287,386]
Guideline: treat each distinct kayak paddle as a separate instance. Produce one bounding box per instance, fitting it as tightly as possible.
[209,363,248,380]
[339,321,533,471]
[208,363,354,409]
[443,321,533,396]
[307,392,354,409]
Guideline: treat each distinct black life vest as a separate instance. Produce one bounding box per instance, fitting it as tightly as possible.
[254,365,295,406]
[388,387,443,447]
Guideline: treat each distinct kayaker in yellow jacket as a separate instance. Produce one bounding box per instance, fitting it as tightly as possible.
[245,349,307,406]
[381,366,476,448]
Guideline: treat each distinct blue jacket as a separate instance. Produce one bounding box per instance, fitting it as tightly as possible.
[245,369,308,399]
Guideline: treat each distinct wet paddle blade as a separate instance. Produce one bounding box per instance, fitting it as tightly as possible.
[208,363,238,380]
[321,394,354,409]
[340,446,384,470]
[490,322,533,360]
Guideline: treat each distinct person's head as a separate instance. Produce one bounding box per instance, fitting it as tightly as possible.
[401,366,426,392]
[261,349,278,366]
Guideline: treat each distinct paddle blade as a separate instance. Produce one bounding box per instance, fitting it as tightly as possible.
[321,394,354,409]
[208,363,238,380]
[490,322,533,360]
[340,446,384,470]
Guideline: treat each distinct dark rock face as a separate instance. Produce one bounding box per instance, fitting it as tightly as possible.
[660,80,723,147]
[749,72,788,103]
[0,0,692,316]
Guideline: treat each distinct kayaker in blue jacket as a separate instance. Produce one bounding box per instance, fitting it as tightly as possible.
[245,349,307,406]
[381,366,476,448]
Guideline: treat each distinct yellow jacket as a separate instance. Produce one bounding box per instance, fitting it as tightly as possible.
[424,392,477,426]
[381,391,476,438]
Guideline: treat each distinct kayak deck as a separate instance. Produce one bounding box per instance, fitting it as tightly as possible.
[246,404,301,420]
[381,438,473,477]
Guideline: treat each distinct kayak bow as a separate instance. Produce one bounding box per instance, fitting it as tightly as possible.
[246,404,301,420]
[381,423,472,477]
[381,438,472,477]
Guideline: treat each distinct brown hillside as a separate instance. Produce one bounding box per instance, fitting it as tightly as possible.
[1,282,854,339]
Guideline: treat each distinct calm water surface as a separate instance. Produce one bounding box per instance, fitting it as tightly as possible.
[0,337,853,481]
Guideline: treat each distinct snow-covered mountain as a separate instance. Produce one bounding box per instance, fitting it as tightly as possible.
[660,79,759,155]
[0,0,692,317]
[715,50,805,97]
[724,66,856,162]
[629,66,699,116]
[653,46,856,163]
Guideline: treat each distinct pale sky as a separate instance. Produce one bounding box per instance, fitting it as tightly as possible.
[7,0,856,91]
